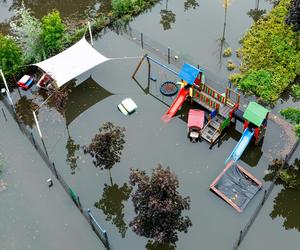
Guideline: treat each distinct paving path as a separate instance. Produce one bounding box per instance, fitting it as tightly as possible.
[0,102,104,250]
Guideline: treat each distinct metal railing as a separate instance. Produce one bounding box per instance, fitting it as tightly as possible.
[0,94,110,249]
[232,138,299,250]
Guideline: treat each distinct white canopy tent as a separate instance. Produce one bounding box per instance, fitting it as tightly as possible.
[34,37,109,88]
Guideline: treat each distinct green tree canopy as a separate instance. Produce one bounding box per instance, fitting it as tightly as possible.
[41,10,68,57]
[0,34,23,79]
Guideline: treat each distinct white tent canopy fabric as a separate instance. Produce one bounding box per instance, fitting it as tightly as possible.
[34,37,109,88]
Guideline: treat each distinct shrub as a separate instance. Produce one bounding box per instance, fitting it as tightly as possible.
[0,34,23,79]
[10,4,44,63]
[227,60,236,71]
[41,10,68,57]
[280,107,300,124]
[238,0,300,103]
[223,47,232,57]
[112,0,135,17]
[291,84,300,99]
[280,107,300,137]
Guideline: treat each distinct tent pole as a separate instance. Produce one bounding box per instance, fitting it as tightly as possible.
[0,69,14,106]
[33,111,43,139]
[88,21,94,46]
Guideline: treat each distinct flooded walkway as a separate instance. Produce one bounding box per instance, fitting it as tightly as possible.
[0,102,104,250]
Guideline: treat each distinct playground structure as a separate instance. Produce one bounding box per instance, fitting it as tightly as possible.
[161,63,241,145]
[225,102,269,163]
[132,55,269,212]
[132,56,269,152]
[210,160,263,213]
[187,109,205,142]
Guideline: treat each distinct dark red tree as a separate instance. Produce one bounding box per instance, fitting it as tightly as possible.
[286,0,300,31]
[84,122,125,183]
[129,164,192,246]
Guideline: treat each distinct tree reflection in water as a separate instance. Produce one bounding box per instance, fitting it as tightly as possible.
[247,0,266,22]
[66,133,80,175]
[94,183,132,238]
[146,241,175,250]
[264,158,300,231]
[184,0,199,12]
[15,96,39,128]
[160,0,176,30]
[270,187,300,231]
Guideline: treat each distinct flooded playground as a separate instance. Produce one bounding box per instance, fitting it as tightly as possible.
[1,0,300,250]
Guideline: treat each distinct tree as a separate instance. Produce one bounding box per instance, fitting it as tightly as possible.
[129,164,192,246]
[0,34,23,79]
[49,88,69,116]
[84,122,125,183]
[10,4,44,63]
[286,0,300,31]
[94,183,132,237]
[41,10,68,57]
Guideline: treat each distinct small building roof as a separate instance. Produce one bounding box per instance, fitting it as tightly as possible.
[178,63,202,85]
[34,37,109,88]
[243,102,269,127]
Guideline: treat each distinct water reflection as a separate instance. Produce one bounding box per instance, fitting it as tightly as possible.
[247,0,266,22]
[146,241,175,250]
[184,0,199,12]
[66,130,80,175]
[15,96,39,128]
[9,0,102,19]
[265,159,300,231]
[160,0,176,30]
[94,183,132,238]
[216,0,230,67]
[270,188,300,231]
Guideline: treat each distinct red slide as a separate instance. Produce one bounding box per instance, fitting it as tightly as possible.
[161,88,190,123]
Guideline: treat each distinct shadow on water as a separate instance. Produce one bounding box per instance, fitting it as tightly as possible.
[65,76,113,126]
[94,183,132,238]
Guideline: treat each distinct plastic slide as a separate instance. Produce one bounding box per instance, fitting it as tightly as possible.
[161,87,190,123]
[225,128,254,164]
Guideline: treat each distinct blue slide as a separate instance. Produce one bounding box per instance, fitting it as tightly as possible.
[225,128,254,164]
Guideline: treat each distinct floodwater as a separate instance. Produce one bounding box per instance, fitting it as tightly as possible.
[1,0,300,249]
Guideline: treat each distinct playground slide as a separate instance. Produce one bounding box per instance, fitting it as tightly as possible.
[225,128,254,164]
[161,88,190,123]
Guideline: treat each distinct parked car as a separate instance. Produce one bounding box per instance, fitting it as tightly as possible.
[17,75,34,90]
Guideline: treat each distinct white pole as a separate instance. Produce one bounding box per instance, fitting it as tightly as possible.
[0,69,13,106]
[88,21,94,46]
[33,111,43,139]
